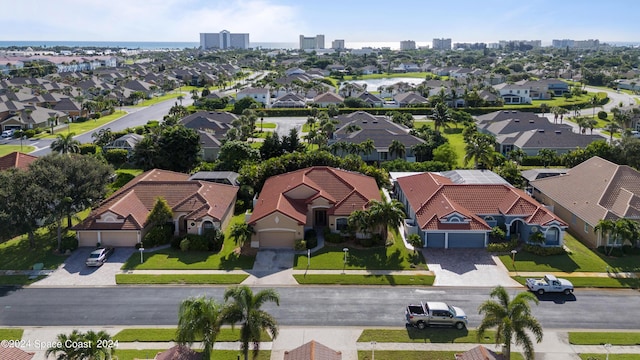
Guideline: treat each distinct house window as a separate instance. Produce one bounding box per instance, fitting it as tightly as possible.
[380,152,388,160]
[571,214,577,225]
[336,218,348,231]
[584,223,589,233]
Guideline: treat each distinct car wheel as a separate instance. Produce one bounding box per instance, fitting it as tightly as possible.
[455,322,465,330]
[417,321,426,330]
[537,289,544,295]
[564,289,572,295]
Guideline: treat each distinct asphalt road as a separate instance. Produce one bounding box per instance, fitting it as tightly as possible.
[0,286,638,329]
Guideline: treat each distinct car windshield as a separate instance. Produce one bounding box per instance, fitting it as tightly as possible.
[448,305,456,316]
[89,253,101,258]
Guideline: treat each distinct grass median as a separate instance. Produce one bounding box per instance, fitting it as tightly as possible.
[358,328,496,344]
[578,355,639,360]
[113,327,271,342]
[569,332,640,345]
[115,274,248,285]
[293,274,434,286]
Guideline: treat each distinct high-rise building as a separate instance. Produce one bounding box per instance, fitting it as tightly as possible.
[332,39,345,50]
[299,34,325,50]
[400,40,416,50]
[200,30,250,50]
[432,38,452,50]
[553,39,600,49]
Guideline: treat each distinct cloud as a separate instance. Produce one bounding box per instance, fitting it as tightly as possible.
[0,0,304,42]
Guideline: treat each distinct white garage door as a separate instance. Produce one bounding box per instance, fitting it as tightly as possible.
[259,231,296,248]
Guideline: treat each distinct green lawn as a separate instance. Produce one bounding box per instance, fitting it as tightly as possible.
[0,231,68,270]
[131,93,183,107]
[121,214,255,270]
[293,235,424,271]
[569,332,640,345]
[293,274,435,286]
[115,273,249,284]
[113,327,271,342]
[358,328,495,344]
[0,275,45,286]
[498,233,640,273]
[578,355,639,360]
[0,145,35,156]
[0,328,23,340]
[358,351,523,360]
[512,276,639,289]
[38,111,127,138]
[113,349,270,360]
[413,121,467,167]
[258,122,276,129]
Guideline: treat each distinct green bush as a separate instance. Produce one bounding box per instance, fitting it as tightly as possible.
[79,143,97,155]
[523,244,567,256]
[75,117,89,123]
[184,234,209,251]
[104,149,129,167]
[180,238,190,251]
[359,237,374,247]
[324,232,345,244]
[143,225,173,248]
[305,229,317,240]
[597,111,608,120]
[24,129,36,138]
[60,235,78,252]
[294,239,306,251]
[487,239,518,253]
[203,228,224,252]
[306,236,318,249]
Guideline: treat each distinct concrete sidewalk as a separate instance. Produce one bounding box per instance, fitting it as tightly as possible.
[13,326,640,360]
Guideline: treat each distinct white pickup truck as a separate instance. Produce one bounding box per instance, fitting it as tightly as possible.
[526,274,574,295]
[405,301,468,330]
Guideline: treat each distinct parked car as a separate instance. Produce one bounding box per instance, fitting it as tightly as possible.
[85,247,115,267]
[405,301,468,330]
[1,129,15,138]
[526,274,574,295]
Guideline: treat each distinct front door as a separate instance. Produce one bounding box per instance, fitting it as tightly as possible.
[314,209,327,227]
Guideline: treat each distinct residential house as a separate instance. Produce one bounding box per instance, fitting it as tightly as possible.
[189,171,239,186]
[103,133,143,157]
[395,171,566,248]
[271,93,307,108]
[154,345,202,360]
[284,340,342,360]
[531,156,640,248]
[455,345,504,360]
[1,104,67,131]
[313,92,344,107]
[493,83,531,104]
[355,92,384,107]
[0,346,35,360]
[180,111,237,160]
[331,111,425,162]
[73,169,238,247]
[236,87,270,107]
[360,65,379,75]
[248,166,381,248]
[516,79,570,99]
[0,151,38,171]
[394,92,429,107]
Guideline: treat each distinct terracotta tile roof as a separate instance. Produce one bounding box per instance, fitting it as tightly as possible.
[154,344,203,360]
[455,345,504,360]
[0,151,38,171]
[249,167,380,225]
[284,340,342,360]
[0,346,35,360]
[74,169,237,231]
[397,172,564,231]
[531,156,640,225]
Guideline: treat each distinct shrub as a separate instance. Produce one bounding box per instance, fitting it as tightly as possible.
[523,244,567,256]
[324,232,345,244]
[24,129,36,138]
[490,226,506,241]
[180,238,190,252]
[304,228,317,240]
[487,241,517,253]
[359,237,374,247]
[143,225,173,248]
[60,235,78,252]
[597,111,608,120]
[104,149,129,167]
[306,236,318,249]
[75,117,89,123]
[203,228,224,252]
[294,239,306,251]
[79,143,97,155]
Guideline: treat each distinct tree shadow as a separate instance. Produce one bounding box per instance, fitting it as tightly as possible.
[405,325,472,343]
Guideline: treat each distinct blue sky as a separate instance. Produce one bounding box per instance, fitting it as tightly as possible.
[2,0,639,45]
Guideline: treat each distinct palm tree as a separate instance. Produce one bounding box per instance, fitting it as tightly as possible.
[367,199,405,241]
[464,133,496,169]
[539,103,549,116]
[50,133,80,154]
[477,286,543,360]
[537,149,557,168]
[230,223,254,248]
[358,139,376,158]
[82,330,115,360]
[506,149,527,167]
[431,100,451,134]
[45,330,86,360]
[388,139,406,160]
[584,117,598,134]
[176,296,223,360]
[603,122,621,143]
[222,286,280,360]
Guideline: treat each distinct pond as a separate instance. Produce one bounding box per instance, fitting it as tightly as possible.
[343,77,425,90]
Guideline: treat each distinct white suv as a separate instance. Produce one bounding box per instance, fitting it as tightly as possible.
[1,129,15,138]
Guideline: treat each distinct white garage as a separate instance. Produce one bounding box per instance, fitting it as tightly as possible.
[258,230,296,248]
[77,231,139,247]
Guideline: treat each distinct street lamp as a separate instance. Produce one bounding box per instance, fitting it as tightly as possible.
[20,135,25,152]
[139,247,145,263]
[511,249,517,268]
[371,341,377,360]
[342,248,349,273]
[604,343,611,360]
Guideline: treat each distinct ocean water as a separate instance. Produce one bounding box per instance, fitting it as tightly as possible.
[0,40,297,50]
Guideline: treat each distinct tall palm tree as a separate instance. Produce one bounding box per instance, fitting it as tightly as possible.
[45,330,86,360]
[464,132,496,169]
[176,296,223,360]
[477,286,543,360]
[358,139,376,157]
[431,100,451,134]
[603,122,620,143]
[222,286,280,360]
[388,139,406,160]
[230,223,254,248]
[82,330,115,360]
[50,132,80,154]
[367,199,405,241]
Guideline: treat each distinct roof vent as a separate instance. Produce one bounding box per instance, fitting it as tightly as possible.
[514,119,520,122]
[529,120,534,123]
[538,129,545,133]
[555,130,561,134]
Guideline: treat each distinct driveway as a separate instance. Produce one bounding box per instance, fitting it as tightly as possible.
[30,247,136,287]
[241,249,298,286]
[421,248,521,287]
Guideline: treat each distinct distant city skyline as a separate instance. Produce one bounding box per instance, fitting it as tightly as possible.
[2,0,639,45]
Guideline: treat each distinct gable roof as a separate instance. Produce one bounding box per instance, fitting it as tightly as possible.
[531,156,640,225]
[284,340,342,360]
[154,345,203,360]
[397,172,565,231]
[74,169,238,231]
[0,151,38,171]
[455,345,504,360]
[249,166,381,225]
[0,347,35,360]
